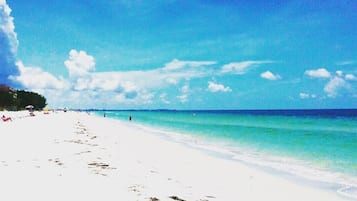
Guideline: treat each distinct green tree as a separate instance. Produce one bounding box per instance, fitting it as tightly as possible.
[17,90,47,110]
[0,86,47,110]
[0,90,14,110]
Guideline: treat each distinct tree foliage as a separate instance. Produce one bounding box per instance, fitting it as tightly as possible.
[0,86,47,110]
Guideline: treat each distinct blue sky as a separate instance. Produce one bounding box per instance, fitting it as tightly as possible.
[1,0,357,109]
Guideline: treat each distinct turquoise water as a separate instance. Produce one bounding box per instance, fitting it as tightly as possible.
[96,109,357,198]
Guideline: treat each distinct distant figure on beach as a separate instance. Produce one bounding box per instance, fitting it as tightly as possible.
[1,115,12,122]
[129,115,132,121]
[103,112,106,117]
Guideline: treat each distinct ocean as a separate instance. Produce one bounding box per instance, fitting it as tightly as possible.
[95,109,357,199]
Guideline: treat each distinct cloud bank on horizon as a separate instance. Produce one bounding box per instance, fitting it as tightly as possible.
[0,0,19,87]
[1,0,357,109]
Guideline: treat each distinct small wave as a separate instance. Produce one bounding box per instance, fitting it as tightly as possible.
[218,146,357,200]
[140,123,357,200]
[337,186,357,200]
[99,112,357,200]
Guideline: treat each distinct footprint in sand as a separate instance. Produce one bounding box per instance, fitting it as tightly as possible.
[128,184,145,196]
[1,161,8,167]
[88,162,110,169]
[49,158,64,166]
[74,150,91,155]
[169,196,186,201]
[88,161,116,176]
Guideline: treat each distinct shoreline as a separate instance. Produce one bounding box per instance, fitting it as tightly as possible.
[104,112,357,199]
[0,111,351,200]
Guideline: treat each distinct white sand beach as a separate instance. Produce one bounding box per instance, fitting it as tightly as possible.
[0,111,348,201]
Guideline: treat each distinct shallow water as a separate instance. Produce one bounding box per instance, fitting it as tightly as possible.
[96,109,357,199]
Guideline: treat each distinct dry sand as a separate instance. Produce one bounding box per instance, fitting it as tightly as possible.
[0,111,348,201]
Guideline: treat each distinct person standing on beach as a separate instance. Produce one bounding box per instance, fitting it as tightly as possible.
[129,115,132,121]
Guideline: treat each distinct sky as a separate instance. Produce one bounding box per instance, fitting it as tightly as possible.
[1,0,357,109]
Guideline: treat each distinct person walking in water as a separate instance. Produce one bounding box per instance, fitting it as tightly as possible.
[129,115,132,121]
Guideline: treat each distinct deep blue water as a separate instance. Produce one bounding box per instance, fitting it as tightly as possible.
[94,109,357,199]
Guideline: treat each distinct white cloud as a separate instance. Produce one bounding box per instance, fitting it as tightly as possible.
[64,49,95,78]
[305,68,331,78]
[305,69,355,98]
[177,84,190,103]
[181,84,189,93]
[221,60,272,74]
[65,55,215,104]
[336,70,343,77]
[138,91,154,104]
[0,0,18,53]
[177,94,188,103]
[336,60,354,66]
[78,58,214,93]
[345,74,356,81]
[163,59,216,71]
[324,77,347,98]
[3,45,278,107]
[160,93,170,104]
[62,50,141,100]
[10,61,67,91]
[299,93,309,99]
[299,93,316,99]
[62,55,219,106]
[260,71,281,80]
[165,77,178,85]
[208,81,232,93]
[0,0,21,86]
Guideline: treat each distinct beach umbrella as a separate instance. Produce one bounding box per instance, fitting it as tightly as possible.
[26,105,35,116]
[25,105,34,110]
